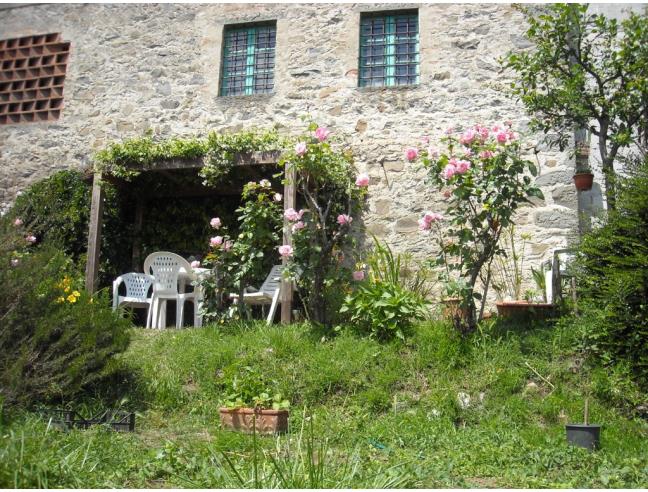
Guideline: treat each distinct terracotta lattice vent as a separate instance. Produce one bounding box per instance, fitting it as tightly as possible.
[0,33,70,125]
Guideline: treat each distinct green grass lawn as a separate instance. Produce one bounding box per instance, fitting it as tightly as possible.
[1,320,647,488]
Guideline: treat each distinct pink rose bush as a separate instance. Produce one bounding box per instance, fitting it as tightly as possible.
[295,142,307,156]
[314,127,331,142]
[210,236,223,247]
[336,214,352,226]
[405,147,419,161]
[408,122,543,334]
[355,173,370,187]
[278,245,293,258]
[352,270,365,281]
[210,217,221,229]
[284,208,305,222]
[191,260,201,268]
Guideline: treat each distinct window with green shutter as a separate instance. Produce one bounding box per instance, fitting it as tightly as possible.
[220,22,276,96]
[358,10,419,88]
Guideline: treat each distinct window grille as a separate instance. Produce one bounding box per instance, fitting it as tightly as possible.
[358,10,419,88]
[220,22,276,96]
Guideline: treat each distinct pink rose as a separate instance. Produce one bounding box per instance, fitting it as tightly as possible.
[14,218,23,226]
[492,124,502,133]
[191,260,201,269]
[337,214,352,226]
[210,217,221,229]
[496,131,508,144]
[278,245,293,258]
[459,129,476,145]
[291,221,305,233]
[314,127,331,142]
[455,159,471,174]
[259,179,271,188]
[26,235,37,244]
[11,258,19,267]
[355,173,370,187]
[273,193,283,202]
[284,208,305,222]
[223,240,233,252]
[210,236,223,247]
[442,164,457,180]
[295,142,307,156]
[352,270,365,281]
[507,129,518,141]
[475,124,489,141]
[479,150,495,160]
[405,147,419,161]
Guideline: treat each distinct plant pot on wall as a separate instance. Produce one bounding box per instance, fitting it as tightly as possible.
[573,172,594,191]
[219,407,289,435]
[495,300,554,319]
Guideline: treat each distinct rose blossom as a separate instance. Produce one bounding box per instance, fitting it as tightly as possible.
[223,240,234,252]
[273,193,283,202]
[442,163,457,180]
[284,208,305,222]
[26,235,37,244]
[405,147,419,161]
[190,260,201,269]
[475,124,489,141]
[14,218,23,226]
[210,236,223,247]
[455,159,471,174]
[419,211,444,231]
[295,142,307,156]
[355,173,370,187]
[259,179,271,188]
[352,270,365,281]
[314,127,331,142]
[210,217,221,229]
[278,245,293,258]
[337,214,352,226]
[291,221,305,233]
[479,150,495,159]
[459,128,477,145]
[496,131,508,144]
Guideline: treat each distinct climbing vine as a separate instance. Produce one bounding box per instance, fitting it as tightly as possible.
[93,128,286,185]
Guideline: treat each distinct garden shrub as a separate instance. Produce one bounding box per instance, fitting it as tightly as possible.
[0,222,131,408]
[576,158,648,388]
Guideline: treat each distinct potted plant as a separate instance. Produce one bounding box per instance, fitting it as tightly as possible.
[566,398,601,451]
[573,144,594,191]
[492,227,554,319]
[440,278,469,324]
[218,365,290,435]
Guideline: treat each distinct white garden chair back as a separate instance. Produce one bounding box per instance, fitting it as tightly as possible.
[230,264,286,325]
[112,272,154,314]
[144,251,202,329]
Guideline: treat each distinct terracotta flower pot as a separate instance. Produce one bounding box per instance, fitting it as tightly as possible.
[573,172,594,191]
[219,407,288,434]
[496,300,554,319]
[442,297,469,321]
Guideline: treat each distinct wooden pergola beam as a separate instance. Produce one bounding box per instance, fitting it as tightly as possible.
[85,172,105,293]
[280,163,297,324]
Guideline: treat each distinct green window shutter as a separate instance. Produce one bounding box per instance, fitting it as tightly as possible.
[220,22,276,96]
[359,10,419,88]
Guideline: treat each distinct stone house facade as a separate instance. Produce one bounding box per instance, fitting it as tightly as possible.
[1,2,627,297]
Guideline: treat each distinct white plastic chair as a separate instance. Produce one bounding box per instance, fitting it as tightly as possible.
[112,273,154,325]
[144,252,202,329]
[229,265,284,325]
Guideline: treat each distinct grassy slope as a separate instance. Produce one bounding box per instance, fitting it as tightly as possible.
[1,321,647,488]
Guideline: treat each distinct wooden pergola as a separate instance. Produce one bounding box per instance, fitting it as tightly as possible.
[84,151,297,324]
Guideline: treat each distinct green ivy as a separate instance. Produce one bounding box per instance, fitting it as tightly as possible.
[93,128,286,185]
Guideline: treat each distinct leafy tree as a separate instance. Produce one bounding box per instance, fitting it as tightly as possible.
[505,4,648,209]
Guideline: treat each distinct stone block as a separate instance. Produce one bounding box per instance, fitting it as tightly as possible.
[534,208,578,230]
[535,170,572,187]
[552,185,577,209]
[373,199,391,216]
[383,161,404,172]
[394,217,419,233]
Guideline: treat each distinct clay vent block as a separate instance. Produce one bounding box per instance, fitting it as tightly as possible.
[0,33,70,125]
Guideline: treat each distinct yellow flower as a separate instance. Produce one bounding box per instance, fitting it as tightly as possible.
[56,296,65,304]
[67,294,77,303]
[64,286,70,293]
[72,290,81,298]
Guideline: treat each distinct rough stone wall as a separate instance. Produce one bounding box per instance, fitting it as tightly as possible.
[0,3,597,298]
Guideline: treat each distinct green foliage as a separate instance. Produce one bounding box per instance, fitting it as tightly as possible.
[218,364,289,410]
[575,159,648,388]
[93,128,285,184]
[0,223,131,408]
[504,4,648,207]
[414,124,542,333]
[341,239,430,341]
[7,170,131,285]
[491,226,533,301]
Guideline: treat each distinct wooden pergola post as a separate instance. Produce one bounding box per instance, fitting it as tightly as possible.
[281,163,297,324]
[85,172,105,293]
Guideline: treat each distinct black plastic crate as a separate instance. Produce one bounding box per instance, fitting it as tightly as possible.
[39,408,135,432]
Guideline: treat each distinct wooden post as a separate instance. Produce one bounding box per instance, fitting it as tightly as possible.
[280,163,297,324]
[131,198,145,271]
[85,172,105,293]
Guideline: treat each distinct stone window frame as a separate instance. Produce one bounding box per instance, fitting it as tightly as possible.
[219,20,277,97]
[357,9,420,88]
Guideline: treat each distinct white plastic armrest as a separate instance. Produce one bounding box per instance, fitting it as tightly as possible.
[112,276,123,311]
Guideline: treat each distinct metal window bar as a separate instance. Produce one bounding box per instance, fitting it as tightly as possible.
[359,12,419,88]
[221,24,276,96]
